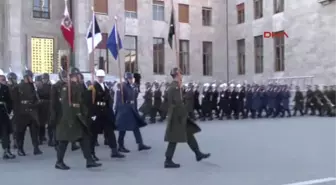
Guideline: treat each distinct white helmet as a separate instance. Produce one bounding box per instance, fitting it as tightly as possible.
[0,69,4,76]
[211,83,216,87]
[230,84,235,88]
[204,83,210,87]
[236,84,241,88]
[50,80,56,84]
[96,69,105,77]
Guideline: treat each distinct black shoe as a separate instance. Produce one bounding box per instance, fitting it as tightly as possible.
[92,154,100,161]
[55,162,70,170]
[196,152,211,162]
[17,149,26,156]
[138,144,151,151]
[86,161,102,168]
[164,160,180,168]
[3,150,16,160]
[71,143,80,151]
[118,146,130,153]
[33,147,43,155]
[111,152,125,158]
[48,140,55,147]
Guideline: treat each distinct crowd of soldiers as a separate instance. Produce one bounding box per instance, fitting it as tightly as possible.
[139,81,336,123]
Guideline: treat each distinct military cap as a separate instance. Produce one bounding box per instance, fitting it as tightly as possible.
[170,67,181,78]
[7,72,17,80]
[124,72,133,80]
[23,69,33,77]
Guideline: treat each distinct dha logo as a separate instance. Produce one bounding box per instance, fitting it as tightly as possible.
[263,31,288,38]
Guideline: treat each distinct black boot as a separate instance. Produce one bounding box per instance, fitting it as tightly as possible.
[91,154,100,161]
[3,149,16,160]
[138,144,151,151]
[86,160,102,168]
[71,142,80,151]
[164,157,180,168]
[111,148,125,158]
[118,146,130,153]
[196,152,211,162]
[33,147,43,155]
[55,161,70,170]
[17,148,26,156]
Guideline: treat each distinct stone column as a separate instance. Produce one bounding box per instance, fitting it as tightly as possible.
[73,0,91,71]
[0,1,4,69]
[5,0,22,73]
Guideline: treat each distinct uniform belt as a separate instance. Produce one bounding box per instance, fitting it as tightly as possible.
[96,102,106,106]
[71,104,80,108]
[125,100,134,104]
[21,100,33,104]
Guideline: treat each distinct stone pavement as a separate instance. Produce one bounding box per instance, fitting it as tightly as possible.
[0,117,335,185]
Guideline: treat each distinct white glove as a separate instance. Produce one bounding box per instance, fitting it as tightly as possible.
[91,116,96,121]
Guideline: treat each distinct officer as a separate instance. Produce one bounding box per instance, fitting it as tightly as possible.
[281,85,291,117]
[116,72,151,153]
[266,85,275,117]
[201,83,211,121]
[139,82,154,123]
[14,69,42,156]
[293,85,304,116]
[183,82,195,120]
[159,82,170,121]
[37,73,51,144]
[227,84,235,119]
[55,68,102,170]
[152,82,163,122]
[164,67,210,168]
[193,83,203,119]
[257,85,268,118]
[273,86,284,118]
[210,83,219,118]
[251,85,261,119]
[89,69,124,161]
[7,72,19,149]
[245,84,253,118]
[305,85,315,115]
[231,84,239,119]
[236,84,246,118]
[0,69,16,159]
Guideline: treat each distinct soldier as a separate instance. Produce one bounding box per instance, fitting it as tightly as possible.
[293,86,304,116]
[139,82,154,123]
[7,72,19,149]
[159,82,170,121]
[37,73,51,145]
[231,84,239,119]
[184,82,195,120]
[273,86,284,118]
[54,68,102,170]
[193,83,203,119]
[164,67,210,168]
[226,84,235,119]
[313,85,324,116]
[201,83,211,121]
[210,83,219,118]
[218,83,228,120]
[266,85,276,117]
[152,82,163,122]
[257,85,268,118]
[281,85,291,117]
[13,69,42,156]
[0,69,16,159]
[116,72,151,153]
[88,69,124,161]
[245,84,253,118]
[305,85,315,115]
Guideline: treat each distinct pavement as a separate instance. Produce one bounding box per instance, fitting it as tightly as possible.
[0,117,335,185]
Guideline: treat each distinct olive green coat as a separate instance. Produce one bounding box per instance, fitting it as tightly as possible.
[56,82,86,142]
[164,81,201,143]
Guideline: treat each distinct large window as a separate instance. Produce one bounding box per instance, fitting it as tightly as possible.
[124,36,138,73]
[274,0,284,14]
[125,0,137,18]
[254,36,264,73]
[153,38,165,74]
[178,4,189,23]
[33,0,50,19]
[179,40,190,75]
[31,37,54,73]
[237,39,245,75]
[153,0,164,21]
[202,7,212,26]
[202,42,212,76]
[254,0,263,19]
[274,31,285,71]
[236,3,245,24]
[94,0,108,14]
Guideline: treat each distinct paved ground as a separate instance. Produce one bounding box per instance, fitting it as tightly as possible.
[0,117,335,185]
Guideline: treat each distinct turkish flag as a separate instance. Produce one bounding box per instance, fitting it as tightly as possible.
[60,3,74,49]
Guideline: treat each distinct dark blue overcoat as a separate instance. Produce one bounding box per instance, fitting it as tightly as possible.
[252,91,261,110]
[281,90,291,109]
[267,90,276,109]
[115,82,147,131]
[245,90,253,109]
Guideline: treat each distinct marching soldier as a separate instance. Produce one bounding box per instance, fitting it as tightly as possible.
[201,83,211,121]
[164,67,210,168]
[237,84,246,118]
[55,68,102,170]
[139,82,154,123]
[231,84,239,119]
[218,83,228,120]
[281,85,291,117]
[273,86,284,118]
[226,84,235,119]
[160,82,170,121]
[88,69,124,161]
[305,85,315,115]
[193,84,203,119]
[13,69,42,156]
[266,85,276,117]
[245,84,253,118]
[152,82,163,122]
[184,82,195,120]
[258,85,268,118]
[313,85,324,116]
[0,69,16,159]
[7,72,19,149]
[293,86,304,116]
[210,83,219,118]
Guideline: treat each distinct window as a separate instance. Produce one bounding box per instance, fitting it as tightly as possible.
[125,0,137,18]
[236,3,245,24]
[274,0,284,14]
[33,0,50,19]
[178,4,189,23]
[202,42,213,76]
[179,40,190,75]
[94,0,108,14]
[124,36,138,73]
[202,7,212,26]
[153,38,165,74]
[237,39,245,75]
[254,0,263,19]
[31,37,54,73]
[254,36,264,73]
[274,31,285,71]
[153,0,164,21]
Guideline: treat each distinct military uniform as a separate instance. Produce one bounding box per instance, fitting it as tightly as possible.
[293,86,304,116]
[7,72,19,149]
[151,82,164,122]
[183,83,195,120]
[139,82,154,123]
[193,85,203,119]
[50,79,65,147]
[201,84,212,120]
[160,83,170,121]
[305,86,315,115]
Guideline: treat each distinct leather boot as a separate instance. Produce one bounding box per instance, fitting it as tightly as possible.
[196,152,211,162]
[86,160,102,168]
[138,144,151,151]
[17,148,26,156]
[3,149,16,160]
[164,157,180,168]
[118,146,130,153]
[111,148,125,158]
[33,147,43,155]
[55,161,70,170]
[91,154,99,161]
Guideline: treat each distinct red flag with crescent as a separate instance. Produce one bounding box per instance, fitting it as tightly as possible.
[60,3,74,49]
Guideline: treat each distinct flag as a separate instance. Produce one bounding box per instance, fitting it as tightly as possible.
[107,23,123,60]
[168,8,175,49]
[60,2,74,49]
[86,13,102,53]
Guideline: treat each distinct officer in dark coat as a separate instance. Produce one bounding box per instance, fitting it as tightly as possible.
[184,82,195,120]
[201,83,211,121]
[151,82,163,122]
[164,67,210,168]
[115,72,151,153]
[313,85,324,116]
[257,85,268,118]
[218,83,228,120]
[55,68,101,170]
[293,86,304,116]
[237,84,246,118]
[281,85,291,117]
[0,69,16,159]
[7,72,19,149]
[88,69,124,161]
[139,82,154,123]
[159,82,169,121]
[251,85,260,119]
[245,84,253,118]
[12,69,42,156]
[193,84,203,119]
[210,83,219,118]
[231,84,239,119]
[304,85,315,115]
[37,73,51,144]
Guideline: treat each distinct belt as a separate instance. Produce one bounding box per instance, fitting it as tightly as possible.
[125,100,134,104]
[96,102,106,106]
[71,104,80,108]
[21,100,33,104]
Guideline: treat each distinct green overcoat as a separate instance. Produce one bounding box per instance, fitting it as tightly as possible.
[164,81,201,143]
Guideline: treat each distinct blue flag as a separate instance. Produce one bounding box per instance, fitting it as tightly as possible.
[107,24,122,60]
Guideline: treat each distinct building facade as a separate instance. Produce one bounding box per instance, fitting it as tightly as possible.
[0,0,335,84]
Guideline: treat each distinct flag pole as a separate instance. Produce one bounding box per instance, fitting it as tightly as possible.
[114,16,124,104]
[90,6,96,104]
[171,0,179,69]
